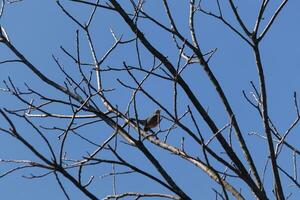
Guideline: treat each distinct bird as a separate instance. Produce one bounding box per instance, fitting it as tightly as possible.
[137,109,161,131]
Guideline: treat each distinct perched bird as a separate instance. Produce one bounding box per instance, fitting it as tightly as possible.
[138,109,161,131]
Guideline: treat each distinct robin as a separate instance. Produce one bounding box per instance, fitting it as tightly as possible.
[137,109,161,131]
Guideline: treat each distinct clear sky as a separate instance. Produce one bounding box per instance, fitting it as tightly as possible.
[1,0,300,199]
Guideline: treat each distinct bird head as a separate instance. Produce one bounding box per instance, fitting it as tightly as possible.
[155,109,161,115]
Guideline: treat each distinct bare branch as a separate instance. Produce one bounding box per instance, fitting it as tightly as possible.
[259,0,289,41]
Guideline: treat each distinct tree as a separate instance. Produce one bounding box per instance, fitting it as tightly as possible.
[0,0,299,199]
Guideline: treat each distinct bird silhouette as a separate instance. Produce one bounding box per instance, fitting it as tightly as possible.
[137,109,161,131]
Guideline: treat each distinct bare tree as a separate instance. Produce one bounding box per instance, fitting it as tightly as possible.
[0,0,299,199]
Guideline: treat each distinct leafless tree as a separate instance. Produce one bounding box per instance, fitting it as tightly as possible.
[0,1,298,200]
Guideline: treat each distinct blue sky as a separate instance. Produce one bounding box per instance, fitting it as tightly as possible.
[1,0,300,199]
